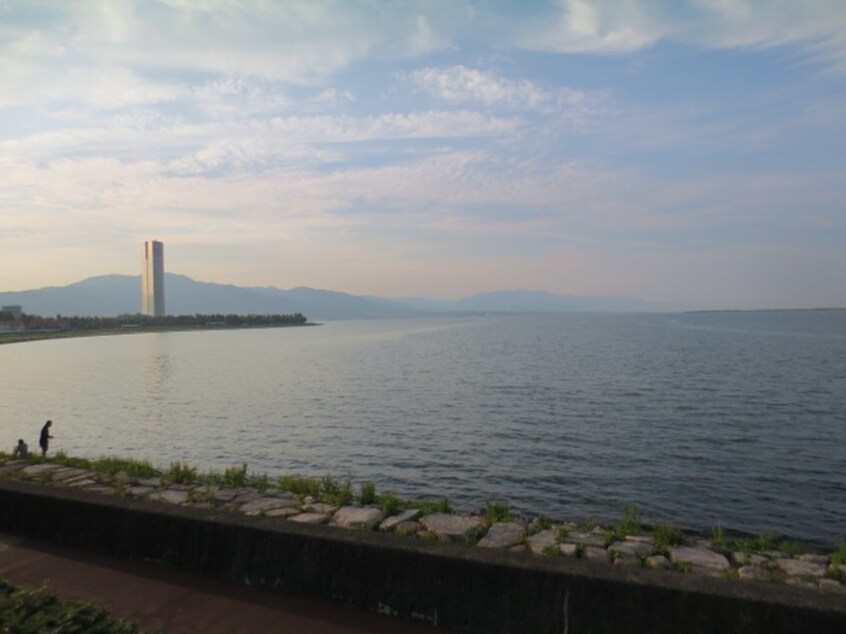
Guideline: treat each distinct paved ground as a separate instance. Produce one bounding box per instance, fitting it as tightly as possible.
[0,532,451,634]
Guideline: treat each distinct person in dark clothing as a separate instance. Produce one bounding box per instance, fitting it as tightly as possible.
[13,439,29,459]
[39,420,53,457]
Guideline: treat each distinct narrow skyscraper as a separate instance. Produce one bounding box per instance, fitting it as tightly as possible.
[142,240,165,316]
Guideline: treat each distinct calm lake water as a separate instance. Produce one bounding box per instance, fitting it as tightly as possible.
[3,311,845,546]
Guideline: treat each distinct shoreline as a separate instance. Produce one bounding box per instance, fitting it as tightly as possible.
[1,452,844,592]
[0,321,318,346]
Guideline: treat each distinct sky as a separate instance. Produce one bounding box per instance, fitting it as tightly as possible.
[1,1,844,309]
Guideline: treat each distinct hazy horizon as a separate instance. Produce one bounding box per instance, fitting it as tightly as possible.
[6,270,846,313]
[2,1,844,309]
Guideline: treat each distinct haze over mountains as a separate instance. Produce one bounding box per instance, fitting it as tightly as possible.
[0,274,680,320]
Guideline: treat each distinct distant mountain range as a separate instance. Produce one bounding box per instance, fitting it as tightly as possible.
[0,274,683,320]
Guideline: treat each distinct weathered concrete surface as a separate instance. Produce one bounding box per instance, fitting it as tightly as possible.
[1,479,845,634]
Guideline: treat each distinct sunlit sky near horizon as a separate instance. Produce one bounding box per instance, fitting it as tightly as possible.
[1,1,845,309]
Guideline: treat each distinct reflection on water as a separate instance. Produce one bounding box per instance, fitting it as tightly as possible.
[142,334,170,409]
[138,333,172,456]
[1,312,845,546]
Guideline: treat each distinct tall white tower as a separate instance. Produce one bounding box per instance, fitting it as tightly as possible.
[142,240,165,317]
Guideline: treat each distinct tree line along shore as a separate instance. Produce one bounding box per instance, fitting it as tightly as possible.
[0,312,311,345]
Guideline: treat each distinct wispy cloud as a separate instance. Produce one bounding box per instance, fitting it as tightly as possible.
[519,0,846,69]
[410,66,553,109]
[1,1,844,307]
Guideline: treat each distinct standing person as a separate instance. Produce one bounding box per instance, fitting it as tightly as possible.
[39,420,53,457]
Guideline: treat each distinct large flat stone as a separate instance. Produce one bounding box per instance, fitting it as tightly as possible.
[564,531,606,547]
[776,558,827,578]
[265,507,301,518]
[733,552,768,566]
[669,546,730,572]
[51,467,90,481]
[527,529,557,554]
[155,490,190,505]
[83,485,113,494]
[290,513,329,524]
[380,509,421,532]
[559,543,578,557]
[22,464,62,476]
[420,514,484,543]
[67,478,97,488]
[799,553,829,565]
[63,472,99,486]
[478,522,525,549]
[738,566,763,581]
[127,486,156,497]
[608,540,652,557]
[645,555,671,570]
[232,489,262,504]
[394,521,422,537]
[333,506,384,529]
[583,547,609,562]
[239,497,298,516]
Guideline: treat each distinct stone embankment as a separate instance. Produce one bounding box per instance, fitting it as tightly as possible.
[2,456,844,594]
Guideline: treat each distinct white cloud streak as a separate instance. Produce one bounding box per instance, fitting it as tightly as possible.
[520,0,846,67]
[1,1,843,305]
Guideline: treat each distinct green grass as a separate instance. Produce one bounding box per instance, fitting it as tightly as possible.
[0,578,165,633]
[165,461,197,485]
[466,523,489,545]
[529,515,552,535]
[758,561,789,584]
[204,465,272,492]
[576,517,598,532]
[827,542,846,582]
[378,493,405,516]
[359,481,377,505]
[92,457,159,480]
[672,561,693,573]
[187,488,217,506]
[710,524,727,552]
[607,504,641,542]
[408,497,451,516]
[831,542,846,567]
[220,464,249,488]
[652,524,684,554]
[556,525,571,542]
[774,541,805,557]
[51,452,94,470]
[731,533,804,556]
[483,500,513,526]
[320,475,353,507]
[618,504,641,535]
[277,475,321,498]
[732,533,776,552]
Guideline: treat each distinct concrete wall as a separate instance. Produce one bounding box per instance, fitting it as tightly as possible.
[1,480,845,633]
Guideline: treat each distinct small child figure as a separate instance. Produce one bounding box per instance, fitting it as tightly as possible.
[13,439,29,459]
